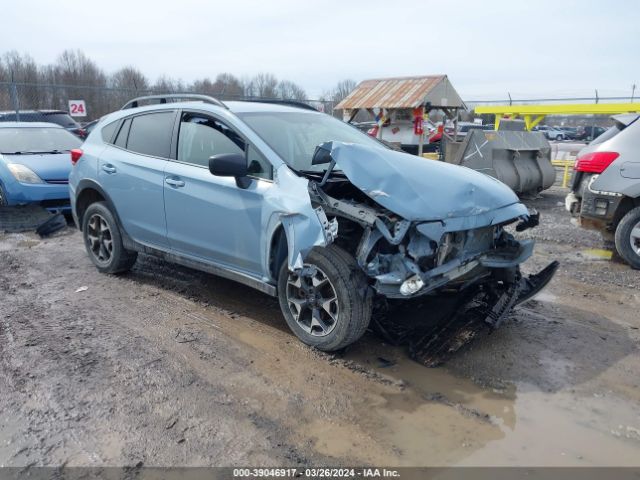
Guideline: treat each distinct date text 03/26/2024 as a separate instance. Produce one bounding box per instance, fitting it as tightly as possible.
[233,468,401,478]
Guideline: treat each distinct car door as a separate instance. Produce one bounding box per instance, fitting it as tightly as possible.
[98,110,177,248]
[163,110,274,275]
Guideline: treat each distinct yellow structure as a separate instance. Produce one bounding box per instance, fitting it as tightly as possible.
[551,160,575,188]
[474,103,640,130]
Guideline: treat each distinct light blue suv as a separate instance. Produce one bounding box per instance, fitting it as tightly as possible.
[69,94,556,351]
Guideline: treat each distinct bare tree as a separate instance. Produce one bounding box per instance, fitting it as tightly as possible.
[42,49,108,112]
[331,79,356,103]
[109,66,149,91]
[248,73,278,98]
[191,73,243,99]
[153,75,184,93]
[1,51,40,83]
[0,49,343,118]
[277,80,307,101]
[50,50,106,86]
[108,66,149,112]
[190,77,215,95]
[213,73,243,98]
[1,51,43,109]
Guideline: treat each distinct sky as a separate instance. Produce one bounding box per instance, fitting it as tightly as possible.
[2,0,639,101]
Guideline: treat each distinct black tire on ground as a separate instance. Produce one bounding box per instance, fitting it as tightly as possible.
[82,201,137,274]
[556,135,563,141]
[614,206,640,269]
[277,244,372,351]
[0,183,7,206]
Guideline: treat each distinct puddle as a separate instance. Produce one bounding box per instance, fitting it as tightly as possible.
[336,344,640,466]
[164,278,640,467]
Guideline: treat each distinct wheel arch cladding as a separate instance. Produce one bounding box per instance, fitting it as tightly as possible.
[261,164,336,274]
[269,225,288,281]
[75,180,123,233]
[76,187,106,227]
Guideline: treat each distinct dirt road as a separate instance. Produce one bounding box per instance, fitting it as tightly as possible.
[1,188,639,467]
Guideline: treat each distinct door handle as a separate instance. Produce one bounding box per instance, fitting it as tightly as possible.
[165,177,185,188]
[101,164,117,174]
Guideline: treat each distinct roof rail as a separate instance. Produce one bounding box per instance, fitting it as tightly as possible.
[121,94,228,110]
[242,99,318,111]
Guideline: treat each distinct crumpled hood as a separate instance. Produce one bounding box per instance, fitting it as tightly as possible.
[328,142,522,222]
[2,152,71,181]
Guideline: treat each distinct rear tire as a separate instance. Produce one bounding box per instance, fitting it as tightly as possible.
[277,244,372,351]
[82,202,137,274]
[614,206,640,269]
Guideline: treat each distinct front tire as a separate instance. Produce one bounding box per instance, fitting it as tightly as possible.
[277,245,372,351]
[82,202,137,274]
[614,206,640,269]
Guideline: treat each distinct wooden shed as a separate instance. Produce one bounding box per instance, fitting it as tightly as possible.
[335,75,466,154]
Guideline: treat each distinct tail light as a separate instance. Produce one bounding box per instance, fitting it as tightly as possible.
[70,148,83,165]
[77,128,87,138]
[574,151,619,173]
[367,126,379,137]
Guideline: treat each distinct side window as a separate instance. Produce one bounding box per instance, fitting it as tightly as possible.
[101,120,119,143]
[177,112,245,167]
[126,111,175,158]
[114,118,131,148]
[247,145,272,180]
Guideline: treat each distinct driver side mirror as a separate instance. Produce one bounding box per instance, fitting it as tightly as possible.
[209,153,251,189]
[312,141,334,165]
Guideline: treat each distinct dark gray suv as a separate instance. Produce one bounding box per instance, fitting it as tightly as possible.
[566,114,640,268]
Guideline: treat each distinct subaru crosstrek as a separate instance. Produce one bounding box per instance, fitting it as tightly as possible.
[69,94,557,351]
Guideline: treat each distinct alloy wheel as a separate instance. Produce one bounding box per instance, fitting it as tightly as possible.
[630,220,640,257]
[286,265,340,337]
[86,213,113,263]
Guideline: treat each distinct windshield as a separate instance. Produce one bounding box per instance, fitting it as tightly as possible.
[0,127,82,153]
[237,111,385,171]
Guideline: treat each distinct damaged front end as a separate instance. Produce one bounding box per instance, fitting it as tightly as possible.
[300,141,558,362]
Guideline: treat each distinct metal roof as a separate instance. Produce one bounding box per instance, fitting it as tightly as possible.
[335,75,464,110]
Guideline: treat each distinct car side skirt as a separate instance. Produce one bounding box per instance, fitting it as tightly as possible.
[124,238,277,297]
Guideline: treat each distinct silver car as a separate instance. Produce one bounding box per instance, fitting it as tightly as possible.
[69,94,556,352]
[566,114,640,268]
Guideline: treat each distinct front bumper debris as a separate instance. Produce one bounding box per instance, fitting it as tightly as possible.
[371,261,559,367]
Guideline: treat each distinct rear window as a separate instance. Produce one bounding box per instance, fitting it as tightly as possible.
[0,112,79,128]
[0,127,82,153]
[125,112,175,158]
[41,113,80,128]
[588,119,636,146]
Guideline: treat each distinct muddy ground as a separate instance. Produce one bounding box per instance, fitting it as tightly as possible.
[1,186,639,467]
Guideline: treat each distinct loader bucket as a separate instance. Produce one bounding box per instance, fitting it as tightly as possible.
[445,129,556,195]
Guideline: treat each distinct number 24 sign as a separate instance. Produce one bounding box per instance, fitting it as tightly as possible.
[68,100,87,117]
